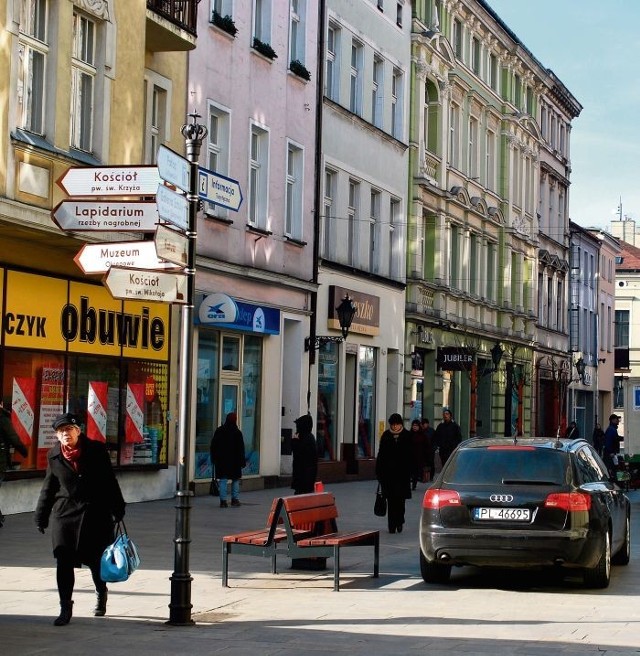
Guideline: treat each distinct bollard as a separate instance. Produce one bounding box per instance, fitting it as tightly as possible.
[314,481,324,492]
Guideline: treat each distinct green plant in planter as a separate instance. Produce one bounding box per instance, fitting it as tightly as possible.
[289,59,311,81]
[252,38,277,60]
[211,10,238,37]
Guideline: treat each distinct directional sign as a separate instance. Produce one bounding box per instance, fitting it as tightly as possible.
[57,165,161,197]
[103,267,188,304]
[157,145,190,193]
[74,241,178,275]
[198,166,243,211]
[156,184,189,231]
[51,200,160,232]
[155,224,189,267]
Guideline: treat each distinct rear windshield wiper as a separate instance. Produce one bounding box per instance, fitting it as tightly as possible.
[501,479,561,485]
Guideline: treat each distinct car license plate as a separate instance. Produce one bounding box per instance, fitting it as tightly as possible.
[474,507,530,521]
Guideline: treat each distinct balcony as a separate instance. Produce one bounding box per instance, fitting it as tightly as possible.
[146,0,198,52]
[417,151,440,186]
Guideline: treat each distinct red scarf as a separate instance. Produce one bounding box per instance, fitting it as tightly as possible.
[61,442,82,472]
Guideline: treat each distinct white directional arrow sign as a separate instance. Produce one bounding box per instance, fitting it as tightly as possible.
[155,224,189,267]
[156,184,189,231]
[157,145,190,193]
[52,200,160,232]
[103,267,188,304]
[198,166,243,211]
[57,166,161,197]
[74,241,179,275]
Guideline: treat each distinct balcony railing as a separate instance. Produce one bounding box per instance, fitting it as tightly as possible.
[147,0,198,36]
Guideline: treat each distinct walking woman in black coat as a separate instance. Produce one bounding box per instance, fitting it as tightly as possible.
[375,413,412,534]
[35,413,125,626]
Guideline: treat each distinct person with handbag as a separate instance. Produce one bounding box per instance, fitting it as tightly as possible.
[34,412,125,626]
[375,413,412,534]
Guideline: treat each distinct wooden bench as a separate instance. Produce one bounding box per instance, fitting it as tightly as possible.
[281,492,379,591]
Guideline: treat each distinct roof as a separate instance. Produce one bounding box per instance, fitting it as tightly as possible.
[616,241,640,271]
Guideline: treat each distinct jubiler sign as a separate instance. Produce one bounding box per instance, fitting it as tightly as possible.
[437,347,474,371]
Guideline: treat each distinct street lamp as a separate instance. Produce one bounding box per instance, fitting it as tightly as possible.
[574,357,586,384]
[305,294,357,350]
[490,342,504,372]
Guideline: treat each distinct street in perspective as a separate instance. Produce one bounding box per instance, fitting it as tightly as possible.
[2,480,640,656]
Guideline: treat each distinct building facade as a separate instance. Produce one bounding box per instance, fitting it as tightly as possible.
[1,0,196,513]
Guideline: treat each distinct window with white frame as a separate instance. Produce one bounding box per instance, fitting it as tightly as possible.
[18,0,48,135]
[449,225,459,288]
[537,272,544,322]
[326,22,340,101]
[289,0,306,64]
[248,123,269,229]
[448,103,460,169]
[347,179,360,267]
[70,11,96,152]
[485,129,496,190]
[396,1,403,27]
[212,0,233,18]
[486,241,496,301]
[389,197,399,278]
[513,149,522,207]
[471,37,481,75]
[323,168,336,258]
[452,18,463,59]
[468,117,478,178]
[285,141,304,240]
[369,189,380,273]
[206,102,231,217]
[252,0,271,44]
[143,71,172,165]
[391,67,403,139]
[469,232,478,295]
[488,52,498,91]
[350,39,363,115]
[372,55,384,128]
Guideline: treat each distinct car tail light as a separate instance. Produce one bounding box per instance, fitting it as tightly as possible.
[544,492,591,512]
[423,489,461,510]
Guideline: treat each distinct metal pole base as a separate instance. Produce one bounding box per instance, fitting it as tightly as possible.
[167,573,195,626]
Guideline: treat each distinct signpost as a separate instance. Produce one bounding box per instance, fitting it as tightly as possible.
[103,266,187,304]
[198,166,243,211]
[156,183,189,231]
[155,224,189,267]
[57,165,161,197]
[157,145,191,193]
[52,200,159,232]
[74,241,179,275]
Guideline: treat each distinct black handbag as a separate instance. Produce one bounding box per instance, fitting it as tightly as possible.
[374,484,387,517]
[209,478,220,497]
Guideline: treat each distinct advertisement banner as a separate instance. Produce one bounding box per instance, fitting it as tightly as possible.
[125,383,144,443]
[87,382,108,442]
[38,367,66,468]
[11,377,36,446]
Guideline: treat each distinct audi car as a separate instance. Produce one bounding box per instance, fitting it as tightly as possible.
[419,437,631,588]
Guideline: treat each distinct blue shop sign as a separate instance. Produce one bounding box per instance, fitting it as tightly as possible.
[196,292,280,335]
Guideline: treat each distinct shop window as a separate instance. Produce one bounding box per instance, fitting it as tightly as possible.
[358,346,376,457]
[194,332,219,479]
[317,342,339,460]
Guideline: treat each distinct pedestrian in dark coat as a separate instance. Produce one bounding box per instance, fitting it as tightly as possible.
[291,414,318,494]
[375,413,412,534]
[434,407,462,467]
[210,412,246,507]
[409,419,429,490]
[34,412,125,626]
[592,423,605,456]
[421,417,436,481]
[603,413,621,475]
[0,402,28,527]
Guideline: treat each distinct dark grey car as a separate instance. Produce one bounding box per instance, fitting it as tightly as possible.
[419,437,631,588]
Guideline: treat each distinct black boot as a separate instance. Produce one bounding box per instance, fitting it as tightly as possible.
[94,589,108,617]
[54,600,73,626]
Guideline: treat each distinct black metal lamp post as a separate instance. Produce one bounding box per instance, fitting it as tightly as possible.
[305,294,357,351]
[574,357,586,383]
[490,342,504,372]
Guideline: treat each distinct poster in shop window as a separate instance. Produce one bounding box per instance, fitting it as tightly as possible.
[37,367,66,468]
[11,377,35,447]
[87,382,108,443]
[125,383,144,443]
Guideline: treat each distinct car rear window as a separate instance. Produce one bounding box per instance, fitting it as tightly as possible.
[443,448,570,485]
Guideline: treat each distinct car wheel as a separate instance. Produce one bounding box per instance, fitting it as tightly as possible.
[584,530,611,589]
[612,514,631,566]
[420,549,451,584]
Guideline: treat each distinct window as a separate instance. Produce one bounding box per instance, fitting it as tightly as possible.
[556,279,563,331]
[326,23,340,101]
[372,55,384,128]
[469,233,478,295]
[389,197,400,278]
[18,0,48,134]
[468,117,478,178]
[514,74,521,108]
[488,53,498,91]
[486,242,496,301]
[396,2,403,27]
[248,123,269,229]
[289,0,306,64]
[252,0,272,43]
[526,87,533,114]
[70,11,96,152]
[347,180,360,267]
[452,18,463,58]
[143,71,172,165]
[513,149,521,207]
[449,225,459,288]
[322,168,336,258]
[212,0,233,17]
[391,68,403,139]
[285,141,304,240]
[350,39,363,115]
[485,129,496,190]
[471,37,481,75]
[615,310,629,348]
[206,102,230,216]
[369,190,380,273]
[448,104,460,169]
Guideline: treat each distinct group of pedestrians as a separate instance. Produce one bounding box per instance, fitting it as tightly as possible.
[375,409,461,534]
